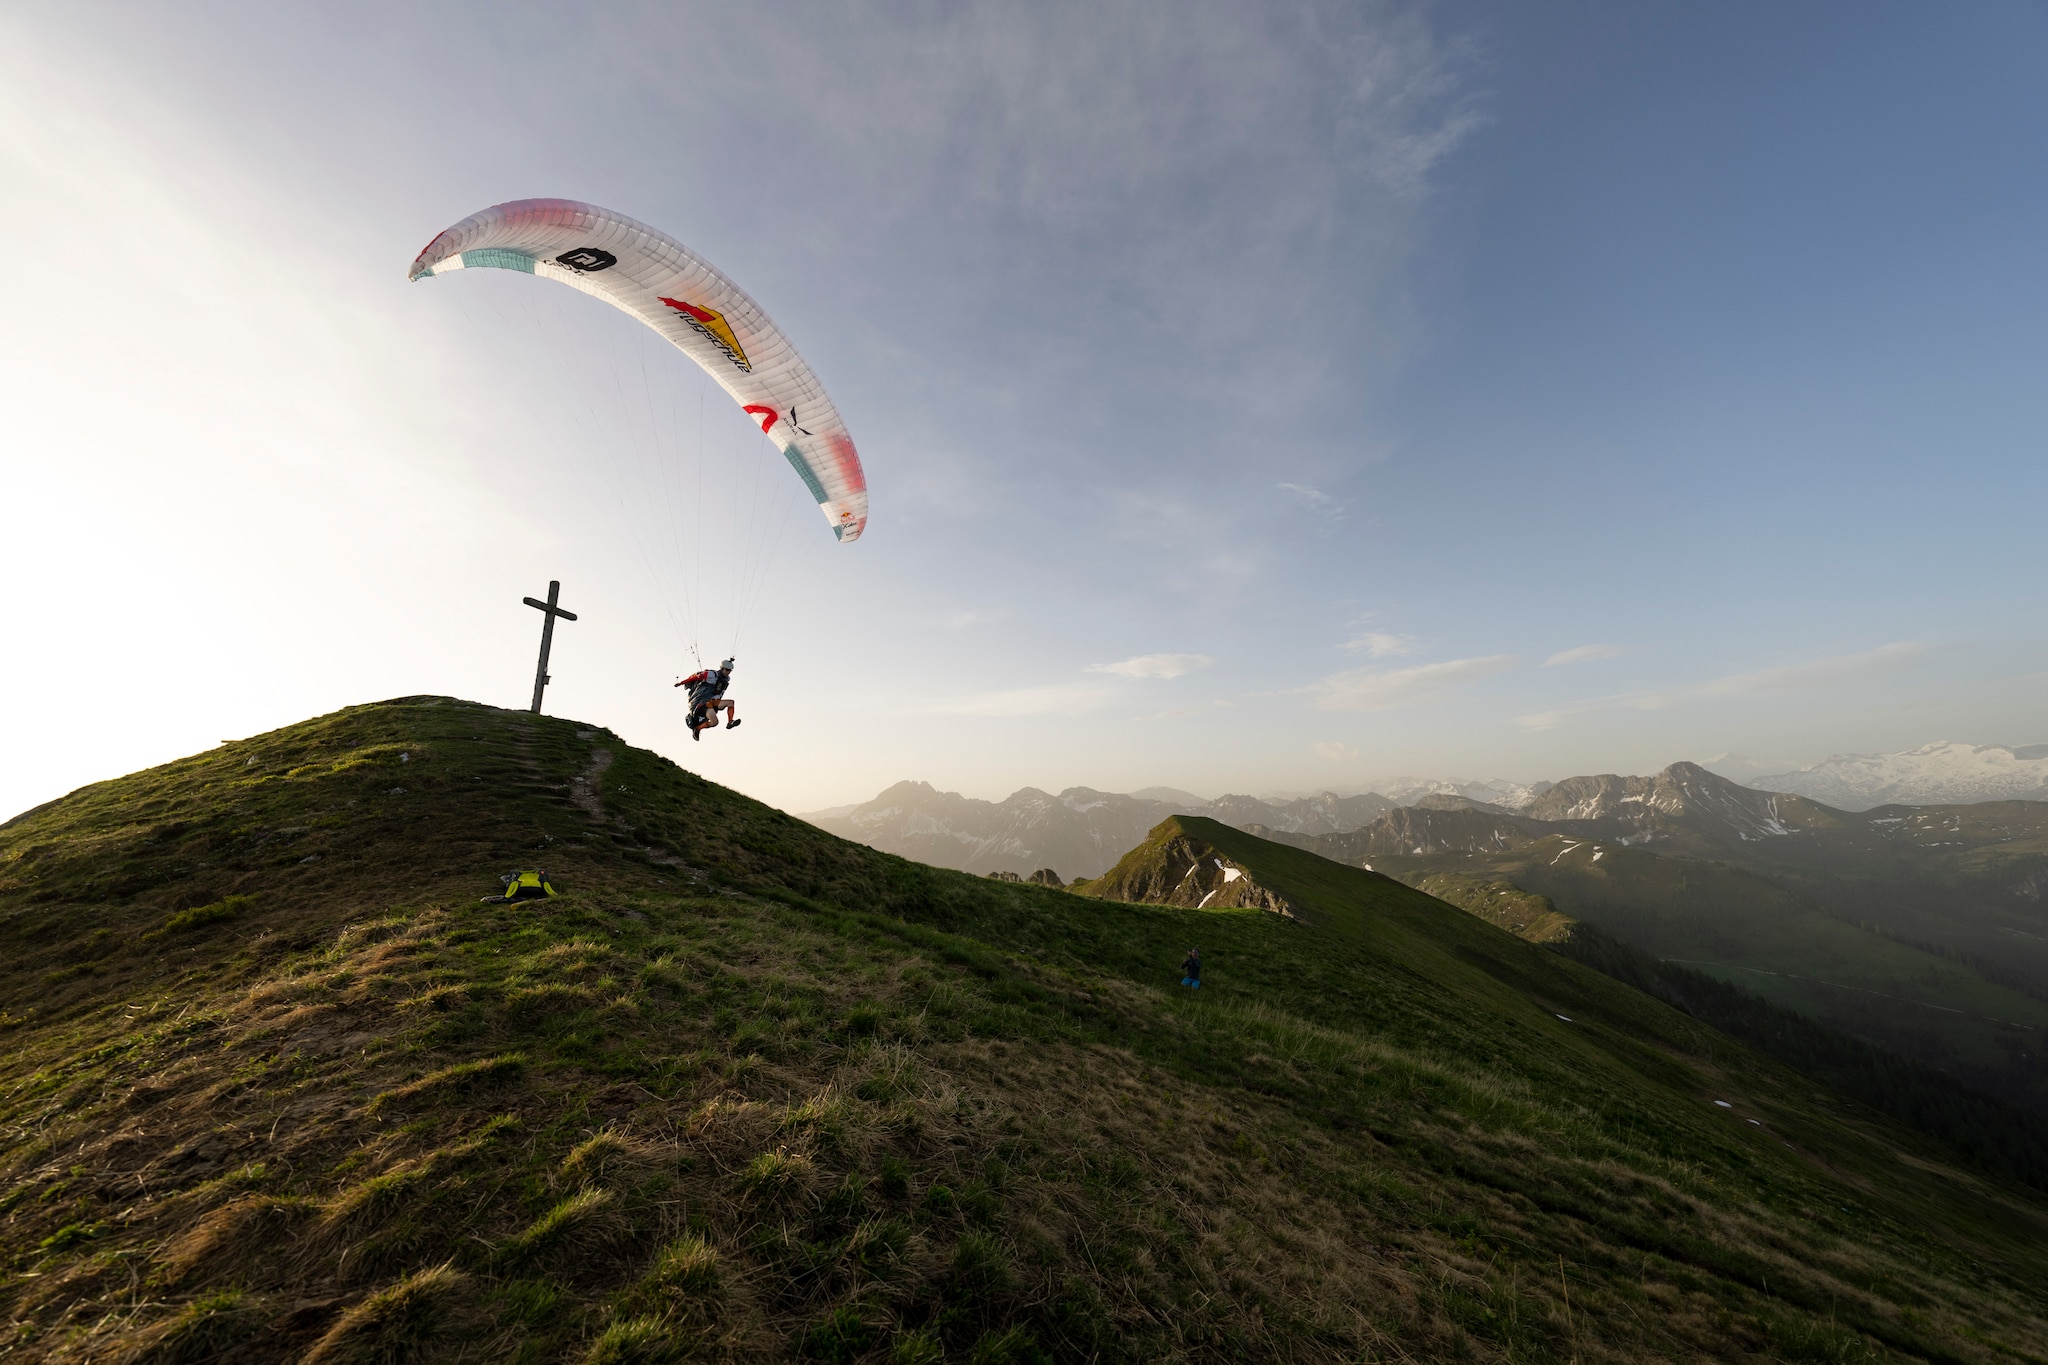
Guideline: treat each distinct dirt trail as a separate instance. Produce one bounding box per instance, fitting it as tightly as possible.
[568,746,613,822]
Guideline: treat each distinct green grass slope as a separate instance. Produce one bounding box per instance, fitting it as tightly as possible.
[1323,833,2048,1111]
[1202,839,2048,1192]
[1725,802,2048,1000]
[1398,873,1577,946]
[2,701,2047,1363]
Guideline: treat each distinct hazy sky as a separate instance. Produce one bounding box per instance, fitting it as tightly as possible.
[5,1,2045,819]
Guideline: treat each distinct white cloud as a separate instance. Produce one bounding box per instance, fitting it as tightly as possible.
[1315,654,1515,712]
[1542,643,1625,668]
[1089,653,1215,680]
[1343,631,1421,658]
[1312,740,1360,761]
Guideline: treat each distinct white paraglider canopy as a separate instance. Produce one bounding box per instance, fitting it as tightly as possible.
[412,198,868,544]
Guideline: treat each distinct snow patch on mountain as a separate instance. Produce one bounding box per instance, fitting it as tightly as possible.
[1752,742,2048,811]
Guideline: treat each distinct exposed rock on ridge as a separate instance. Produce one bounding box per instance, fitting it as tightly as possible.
[1522,761,1838,841]
[1082,820,1305,922]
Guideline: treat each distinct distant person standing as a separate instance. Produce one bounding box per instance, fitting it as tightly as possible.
[1181,947,1202,989]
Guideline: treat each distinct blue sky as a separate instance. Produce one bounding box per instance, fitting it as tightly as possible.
[3,1,2044,818]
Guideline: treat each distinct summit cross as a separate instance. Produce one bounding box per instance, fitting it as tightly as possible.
[522,580,578,714]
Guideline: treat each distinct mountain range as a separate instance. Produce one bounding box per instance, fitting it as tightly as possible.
[810,743,2048,879]
[802,780,1394,880]
[813,763,2048,1112]
[797,765,1814,881]
[1750,740,2048,809]
[1249,763,2048,1112]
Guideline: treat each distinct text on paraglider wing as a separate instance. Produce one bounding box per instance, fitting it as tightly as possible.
[659,296,753,372]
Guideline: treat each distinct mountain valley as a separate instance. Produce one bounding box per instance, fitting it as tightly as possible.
[1256,766,2048,1111]
[819,765,2048,1115]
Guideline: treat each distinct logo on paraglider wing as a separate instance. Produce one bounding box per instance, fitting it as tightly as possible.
[555,247,617,273]
[742,405,812,439]
[659,297,752,373]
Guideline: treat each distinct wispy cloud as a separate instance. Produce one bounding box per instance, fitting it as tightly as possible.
[1312,740,1360,761]
[1315,654,1515,712]
[1089,653,1214,680]
[1105,490,1265,589]
[1519,642,1931,731]
[922,650,1218,716]
[1698,641,1928,695]
[1278,482,1348,528]
[1343,631,1420,658]
[1542,643,1624,668]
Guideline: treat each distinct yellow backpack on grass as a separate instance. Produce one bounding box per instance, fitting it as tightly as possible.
[482,870,558,904]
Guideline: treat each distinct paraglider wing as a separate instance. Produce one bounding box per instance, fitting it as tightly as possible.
[409,198,867,542]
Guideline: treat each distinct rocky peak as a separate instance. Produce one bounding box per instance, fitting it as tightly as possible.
[1085,823,1305,922]
[1521,762,1819,842]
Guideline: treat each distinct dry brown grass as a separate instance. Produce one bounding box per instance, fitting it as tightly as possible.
[300,1261,471,1363]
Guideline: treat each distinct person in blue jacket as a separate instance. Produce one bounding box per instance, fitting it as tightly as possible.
[1181,947,1202,989]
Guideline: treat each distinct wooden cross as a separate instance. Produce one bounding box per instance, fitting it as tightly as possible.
[522,580,578,714]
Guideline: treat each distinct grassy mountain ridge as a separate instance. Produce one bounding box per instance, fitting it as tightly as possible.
[4,701,2048,1362]
[1545,925,2048,1195]
[1375,869,2048,1198]
[1255,770,2048,1112]
[1398,873,1577,945]
[1075,817,2048,1184]
[1375,834,2048,1112]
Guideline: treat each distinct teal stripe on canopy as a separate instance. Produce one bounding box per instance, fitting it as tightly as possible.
[461,248,537,273]
[781,446,829,504]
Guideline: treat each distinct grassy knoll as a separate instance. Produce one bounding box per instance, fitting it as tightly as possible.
[3,699,2048,1362]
